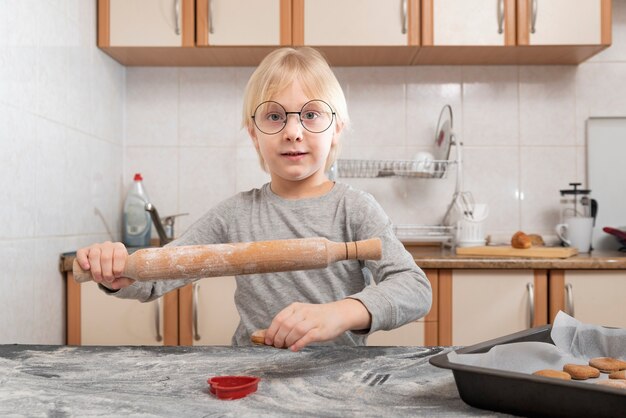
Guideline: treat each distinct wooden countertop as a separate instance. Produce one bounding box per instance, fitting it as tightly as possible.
[59,247,626,274]
[404,246,626,270]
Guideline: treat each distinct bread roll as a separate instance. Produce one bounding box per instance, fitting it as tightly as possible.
[511,231,532,249]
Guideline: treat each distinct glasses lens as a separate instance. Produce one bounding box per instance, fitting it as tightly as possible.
[300,100,334,133]
[253,101,286,134]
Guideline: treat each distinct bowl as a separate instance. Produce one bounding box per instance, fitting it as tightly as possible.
[208,375,260,400]
[602,226,626,250]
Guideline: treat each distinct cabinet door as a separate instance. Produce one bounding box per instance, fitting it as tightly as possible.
[558,271,626,328]
[103,0,195,47]
[297,0,418,46]
[518,0,607,45]
[80,281,166,345]
[446,270,547,346]
[423,0,516,46]
[188,277,240,345]
[197,0,288,46]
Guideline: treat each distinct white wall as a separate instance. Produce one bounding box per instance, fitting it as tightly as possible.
[0,0,125,343]
[124,2,626,244]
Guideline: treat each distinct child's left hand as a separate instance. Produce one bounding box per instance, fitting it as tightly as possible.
[263,299,371,352]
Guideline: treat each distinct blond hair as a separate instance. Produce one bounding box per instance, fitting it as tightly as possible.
[242,47,349,171]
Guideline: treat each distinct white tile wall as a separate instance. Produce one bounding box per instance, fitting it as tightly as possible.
[0,0,125,344]
[2,0,626,343]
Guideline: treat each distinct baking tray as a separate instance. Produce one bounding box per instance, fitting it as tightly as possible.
[429,325,626,417]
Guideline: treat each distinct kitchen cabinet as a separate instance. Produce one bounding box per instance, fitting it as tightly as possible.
[195,0,291,46]
[292,0,420,65]
[438,269,548,346]
[99,0,195,47]
[178,269,438,346]
[549,270,626,328]
[178,276,240,345]
[517,0,609,46]
[65,272,179,345]
[97,0,611,66]
[418,0,611,64]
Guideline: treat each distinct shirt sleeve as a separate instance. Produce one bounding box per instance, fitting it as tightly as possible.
[101,196,236,302]
[345,191,432,333]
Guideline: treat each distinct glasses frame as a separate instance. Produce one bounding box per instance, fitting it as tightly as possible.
[251,99,336,135]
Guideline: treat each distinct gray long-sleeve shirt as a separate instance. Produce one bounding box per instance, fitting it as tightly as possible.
[108,182,432,346]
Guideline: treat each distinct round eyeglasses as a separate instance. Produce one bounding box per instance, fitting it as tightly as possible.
[251,100,335,135]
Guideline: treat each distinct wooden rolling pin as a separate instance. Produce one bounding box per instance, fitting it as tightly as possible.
[73,237,381,283]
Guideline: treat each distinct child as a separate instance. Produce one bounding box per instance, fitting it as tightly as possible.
[76,47,432,352]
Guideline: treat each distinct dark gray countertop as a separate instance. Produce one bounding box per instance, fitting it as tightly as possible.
[0,345,510,417]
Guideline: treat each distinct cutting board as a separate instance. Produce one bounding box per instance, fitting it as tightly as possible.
[456,246,578,259]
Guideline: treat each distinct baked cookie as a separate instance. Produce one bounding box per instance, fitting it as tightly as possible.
[589,357,626,373]
[595,379,626,389]
[533,369,571,380]
[563,363,600,380]
[609,370,626,380]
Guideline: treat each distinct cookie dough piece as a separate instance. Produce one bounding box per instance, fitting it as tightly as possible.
[563,364,601,380]
[609,370,626,380]
[589,357,626,373]
[533,369,571,380]
[595,379,626,389]
[250,329,267,345]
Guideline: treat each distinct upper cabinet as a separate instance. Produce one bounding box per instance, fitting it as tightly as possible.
[423,0,516,46]
[196,0,291,46]
[518,0,609,46]
[97,0,612,66]
[100,0,195,47]
[292,0,420,65]
[419,0,611,64]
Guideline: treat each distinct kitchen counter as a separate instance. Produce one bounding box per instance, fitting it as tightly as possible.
[404,246,626,270]
[0,344,502,417]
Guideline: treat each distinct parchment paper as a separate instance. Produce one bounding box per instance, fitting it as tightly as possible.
[448,311,626,382]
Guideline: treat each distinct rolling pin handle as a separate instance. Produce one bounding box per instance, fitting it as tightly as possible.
[353,238,382,261]
[72,259,94,283]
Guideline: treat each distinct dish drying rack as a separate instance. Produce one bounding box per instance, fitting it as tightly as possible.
[332,105,475,247]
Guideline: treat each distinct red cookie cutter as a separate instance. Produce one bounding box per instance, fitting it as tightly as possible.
[207,376,261,400]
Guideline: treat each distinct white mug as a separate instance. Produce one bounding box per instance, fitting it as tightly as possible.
[555,217,594,253]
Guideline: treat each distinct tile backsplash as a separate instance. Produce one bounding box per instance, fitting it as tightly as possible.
[1,0,625,344]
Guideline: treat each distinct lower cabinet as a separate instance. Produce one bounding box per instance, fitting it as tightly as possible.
[438,269,548,346]
[178,276,240,345]
[549,270,626,328]
[66,273,179,345]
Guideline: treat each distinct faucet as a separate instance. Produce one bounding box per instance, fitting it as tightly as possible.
[144,203,188,245]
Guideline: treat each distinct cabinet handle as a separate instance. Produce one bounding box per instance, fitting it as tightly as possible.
[155,299,163,342]
[401,0,408,35]
[526,282,535,328]
[497,0,504,34]
[174,0,181,35]
[208,0,214,35]
[192,282,201,341]
[530,0,538,34]
[565,283,575,317]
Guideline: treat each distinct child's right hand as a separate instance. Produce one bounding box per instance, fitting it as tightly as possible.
[75,242,134,290]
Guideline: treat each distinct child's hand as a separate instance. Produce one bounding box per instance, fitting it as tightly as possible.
[75,242,134,290]
[264,299,371,352]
